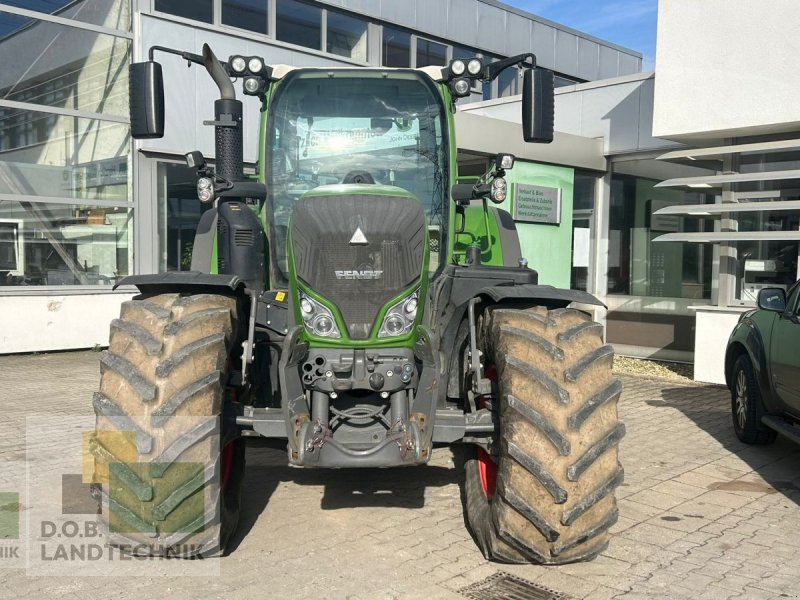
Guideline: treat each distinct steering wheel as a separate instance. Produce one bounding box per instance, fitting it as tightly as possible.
[341,170,375,184]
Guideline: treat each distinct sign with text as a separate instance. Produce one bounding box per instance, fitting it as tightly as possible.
[513,184,562,224]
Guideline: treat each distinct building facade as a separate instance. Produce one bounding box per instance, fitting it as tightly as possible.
[12,0,794,386]
[0,0,641,353]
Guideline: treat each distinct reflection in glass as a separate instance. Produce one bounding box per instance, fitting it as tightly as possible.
[608,173,714,299]
[276,0,321,51]
[382,26,410,67]
[0,201,131,286]
[1,1,131,31]
[157,163,215,273]
[266,70,448,281]
[154,0,212,23]
[416,39,447,68]
[326,10,368,62]
[222,0,267,34]
[735,209,799,302]
[0,109,129,202]
[498,66,520,98]
[0,17,130,116]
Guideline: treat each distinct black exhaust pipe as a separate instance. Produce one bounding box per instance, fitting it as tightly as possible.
[202,44,243,183]
[200,44,264,291]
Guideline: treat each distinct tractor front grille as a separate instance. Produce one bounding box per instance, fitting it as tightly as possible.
[290,192,425,339]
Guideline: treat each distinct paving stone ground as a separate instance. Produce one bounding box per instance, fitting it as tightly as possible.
[0,351,799,598]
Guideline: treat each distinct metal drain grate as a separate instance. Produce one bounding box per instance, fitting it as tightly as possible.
[458,572,570,600]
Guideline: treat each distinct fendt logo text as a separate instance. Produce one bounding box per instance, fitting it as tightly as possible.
[335,269,383,280]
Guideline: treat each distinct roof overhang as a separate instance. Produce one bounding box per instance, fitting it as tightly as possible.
[454,111,605,171]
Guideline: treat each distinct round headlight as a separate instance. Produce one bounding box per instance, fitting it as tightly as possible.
[384,315,406,336]
[450,59,466,76]
[312,315,334,336]
[248,56,263,74]
[244,77,261,94]
[230,55,246,74]
[197,177,214,203]
[453,78,470,97]
[467,58,482,76]
[300,298,313,314]
[490,177,507,204]
[403,296,417,315]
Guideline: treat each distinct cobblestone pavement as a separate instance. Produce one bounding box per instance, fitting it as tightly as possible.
[0,351,799,599]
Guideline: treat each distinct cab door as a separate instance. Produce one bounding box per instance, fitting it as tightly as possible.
[770,282,800,413]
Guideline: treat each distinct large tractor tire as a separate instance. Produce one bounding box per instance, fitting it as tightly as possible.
[464,306,624,564]
[91,293,245,557]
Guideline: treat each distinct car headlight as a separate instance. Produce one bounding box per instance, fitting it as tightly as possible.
[378,289,419,338]
[299,292,341,338]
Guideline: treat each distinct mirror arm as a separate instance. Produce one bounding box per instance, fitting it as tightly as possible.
[148,45,205,68]
[483,53,536,81]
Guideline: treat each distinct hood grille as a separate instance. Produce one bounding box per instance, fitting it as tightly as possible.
[290,193,425,339]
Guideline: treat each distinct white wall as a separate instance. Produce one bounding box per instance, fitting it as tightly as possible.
[653,0,800,141]
[693,307,749,385]
[0,293,134,354]
[462,73,682,155]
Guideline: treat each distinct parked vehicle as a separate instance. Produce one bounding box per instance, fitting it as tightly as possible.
[89,44,624,564]
[725,281,800,444]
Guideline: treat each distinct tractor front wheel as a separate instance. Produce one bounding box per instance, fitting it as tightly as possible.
[91,293,245,557]
[464,306,624,564]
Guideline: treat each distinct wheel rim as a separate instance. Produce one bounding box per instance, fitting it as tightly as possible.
[735,368,748,430]
[477,448,497,498]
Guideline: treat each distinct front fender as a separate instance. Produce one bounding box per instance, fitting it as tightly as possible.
[478,283,605,308]
[725,315,774,410]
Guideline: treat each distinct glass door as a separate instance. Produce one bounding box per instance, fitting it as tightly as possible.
[571,210,593,291]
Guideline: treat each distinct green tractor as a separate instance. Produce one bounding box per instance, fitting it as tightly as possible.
[91,43,623,564]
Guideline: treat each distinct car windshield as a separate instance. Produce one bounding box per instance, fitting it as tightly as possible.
[266,70,448,282]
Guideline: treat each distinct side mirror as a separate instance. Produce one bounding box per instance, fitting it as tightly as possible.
[129,61,165,139]
[757,287,787,312]
[451,183,477,204]
[522,68,554,144]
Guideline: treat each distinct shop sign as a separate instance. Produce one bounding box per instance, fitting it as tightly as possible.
[512,184,562,224]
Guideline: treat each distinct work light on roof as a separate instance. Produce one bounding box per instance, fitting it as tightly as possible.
[229,55,246,74]
[247,56,264,74]
[452,78,471,97]
[467,58,483,76]
[449,59,466,77]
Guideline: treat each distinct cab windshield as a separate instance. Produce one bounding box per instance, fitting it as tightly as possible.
[266,70,449,282]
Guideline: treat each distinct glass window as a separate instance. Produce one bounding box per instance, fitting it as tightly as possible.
[326,10,368,62]
[607,171,715,299]
[0,11,32,37]
[573,171,596,210]
[0,18,130,117]
[276,0,321,51]
[734,208,799,302]
[0,201,131,286]
[416,38,447,68]
[452,45,477,60]
[154,0,212,23]
[223,0,268,35]
[1,1,131,31]
[498,66,520,98]
[0,109,129,202]
[554,75,581,88]
[382,26,410,67]
[157,163,214,273]
[266,70,448,281]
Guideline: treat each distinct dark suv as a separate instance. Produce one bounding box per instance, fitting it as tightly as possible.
[725,281,800,445]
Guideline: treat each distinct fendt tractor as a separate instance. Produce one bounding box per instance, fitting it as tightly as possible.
[91,43,624,564]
